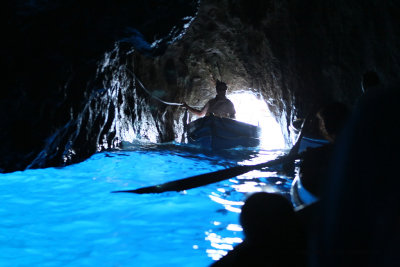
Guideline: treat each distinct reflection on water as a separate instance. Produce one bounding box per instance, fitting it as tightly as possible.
[0,141,293,266]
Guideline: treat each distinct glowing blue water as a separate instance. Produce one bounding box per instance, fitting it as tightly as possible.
[0,143,291,267]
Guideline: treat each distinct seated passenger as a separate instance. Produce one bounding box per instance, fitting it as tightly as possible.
[292,102,350,208]
[183,80,236,119]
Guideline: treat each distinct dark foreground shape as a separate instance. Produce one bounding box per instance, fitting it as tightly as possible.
[314,87,400,266]
[211,192,307,267]
[111,153,301,194]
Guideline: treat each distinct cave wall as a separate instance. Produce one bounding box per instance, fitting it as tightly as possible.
[1,0,399,172]
[1,0,199,172]
[133,0,400,144]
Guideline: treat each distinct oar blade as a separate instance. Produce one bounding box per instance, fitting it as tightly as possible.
[111,185,162,194]
[111,153,302,194]
[112,165,252,194]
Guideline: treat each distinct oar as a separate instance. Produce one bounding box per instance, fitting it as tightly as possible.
[111,153,302,194]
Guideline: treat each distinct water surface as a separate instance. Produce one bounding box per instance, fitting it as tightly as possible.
[0,143,292,266]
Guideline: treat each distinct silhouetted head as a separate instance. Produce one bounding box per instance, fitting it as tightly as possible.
[216,80,227,96]
[316,102,350,142]
[240,192,297,246]
[361,71,380,94]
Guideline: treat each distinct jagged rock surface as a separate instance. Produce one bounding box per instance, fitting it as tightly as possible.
[1,0,199,172]
[134,0,400,143]
[1,0,399,172]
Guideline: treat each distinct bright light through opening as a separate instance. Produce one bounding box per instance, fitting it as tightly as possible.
[228,92,285,150]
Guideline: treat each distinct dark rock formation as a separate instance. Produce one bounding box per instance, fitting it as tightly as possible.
[1,0,399,172]
[134,0,400,143]
[1,0,199,172]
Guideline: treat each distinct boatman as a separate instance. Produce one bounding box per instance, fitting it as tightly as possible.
[183,80,236,119]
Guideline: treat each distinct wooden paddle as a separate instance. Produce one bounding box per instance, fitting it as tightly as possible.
[111,153,302,194]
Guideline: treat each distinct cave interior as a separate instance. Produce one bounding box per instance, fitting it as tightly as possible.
[1,0,399,172]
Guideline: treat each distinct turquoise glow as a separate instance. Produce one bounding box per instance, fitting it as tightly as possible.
[0,143,291,266]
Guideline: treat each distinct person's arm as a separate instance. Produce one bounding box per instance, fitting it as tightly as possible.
[183,102,208,117]
[228,101,236,119]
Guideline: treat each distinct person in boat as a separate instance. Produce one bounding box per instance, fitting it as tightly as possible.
[291,102,350,263]
[211,192,307,267]
[183,80,236,119]
[312,86,400,266]
[294,102,350,207]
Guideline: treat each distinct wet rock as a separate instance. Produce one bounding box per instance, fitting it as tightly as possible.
[1,0,399,172]
[0,0,199,172]
[134,0,400,144]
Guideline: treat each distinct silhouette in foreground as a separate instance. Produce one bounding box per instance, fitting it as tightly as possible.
[211,192,306,267]
[313,86,400,266]
[295,102,350,205]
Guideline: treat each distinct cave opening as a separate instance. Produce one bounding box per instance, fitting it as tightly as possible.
[227,91,286,150]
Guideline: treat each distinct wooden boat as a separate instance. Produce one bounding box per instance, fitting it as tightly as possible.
[297,136,330,153]
[291,176,319,209]
[291,136,330,209]
[186,115,261,150]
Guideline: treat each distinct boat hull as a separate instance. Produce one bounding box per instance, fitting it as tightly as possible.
[291,136,330,208]
[186,116,261,150]
[298,136,330,153]
[291,176,319,209]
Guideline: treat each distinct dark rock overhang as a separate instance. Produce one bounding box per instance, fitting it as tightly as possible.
[1,0,199,172]
[1,0,399,172]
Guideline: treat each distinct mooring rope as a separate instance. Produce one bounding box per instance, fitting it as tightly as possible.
[124,66,183,106]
